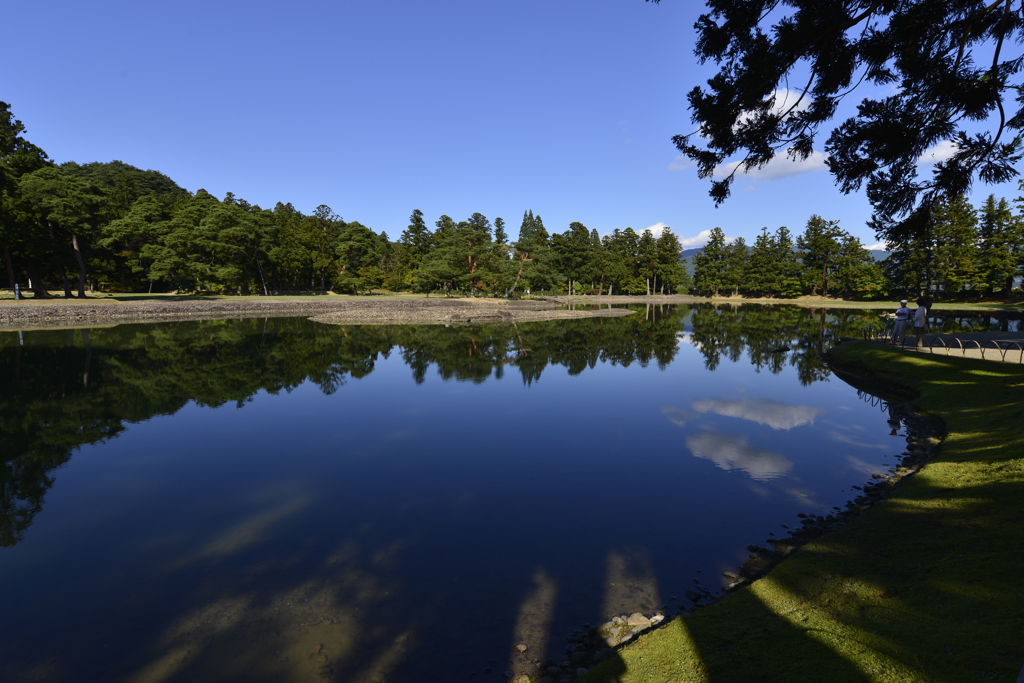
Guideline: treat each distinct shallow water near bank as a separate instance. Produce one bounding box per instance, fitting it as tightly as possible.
[0,304,1013,683]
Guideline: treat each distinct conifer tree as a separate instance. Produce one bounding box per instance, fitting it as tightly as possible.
[653,227,685,294]
[744,228,775,297]
[797,216,843,296]
[723,237,748,296]
[980,195,1022,295]
[691,227,729,296]
[771,227,803,298]
[932,195,980,295]
[510,210,558,294]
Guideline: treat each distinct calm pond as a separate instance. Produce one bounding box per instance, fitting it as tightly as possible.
[0,304,1013,683]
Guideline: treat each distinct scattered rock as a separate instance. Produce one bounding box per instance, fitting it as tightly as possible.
[515,643,528,653]
[625,613,650,628]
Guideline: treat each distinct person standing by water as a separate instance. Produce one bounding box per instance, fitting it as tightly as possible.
[913,297,930,346]
[892,299,911,343]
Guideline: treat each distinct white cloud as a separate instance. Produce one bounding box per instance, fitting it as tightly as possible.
[864,242,889,251]
[686,430,793,481]
[690,397,824,430]
[918,140,957,165]
[677,229,738,249]
[644,222,671,238]
[714,149,829,182]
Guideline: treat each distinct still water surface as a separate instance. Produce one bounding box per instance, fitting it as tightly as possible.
[0,304,1003,683]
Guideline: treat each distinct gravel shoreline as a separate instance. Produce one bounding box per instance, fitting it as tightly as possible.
[0,296,653,330]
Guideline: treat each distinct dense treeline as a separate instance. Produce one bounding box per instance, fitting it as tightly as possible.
[690,219,887,299]
[0,103,688,298]
[5,101,1021,300]
[881,194,1024,298]
[690,197,1024,301]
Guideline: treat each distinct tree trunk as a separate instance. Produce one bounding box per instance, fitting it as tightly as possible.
[25,264,53,298]
[598,274,605,295]
[62,270,73,298]
[71,233,88,298]
[510,252,529,296]
[255,259,269,296]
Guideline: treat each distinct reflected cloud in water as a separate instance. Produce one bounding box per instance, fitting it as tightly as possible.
[660,406,700,427]
[690,397,824,430]
[685,430,793,481]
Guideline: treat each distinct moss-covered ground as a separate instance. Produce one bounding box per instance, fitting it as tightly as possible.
[580,343,1024,683]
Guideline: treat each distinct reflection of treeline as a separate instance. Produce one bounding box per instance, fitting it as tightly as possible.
[688,304,881,385]
[0,309,686,546]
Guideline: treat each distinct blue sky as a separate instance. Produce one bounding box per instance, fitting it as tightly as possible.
[5,0,1018,249]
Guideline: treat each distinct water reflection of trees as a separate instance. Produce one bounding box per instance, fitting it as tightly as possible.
[0,308,686,546]
[0,302,945,547]
[688,304,880,385]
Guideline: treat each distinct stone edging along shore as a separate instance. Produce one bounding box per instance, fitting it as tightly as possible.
[0,296,638,330]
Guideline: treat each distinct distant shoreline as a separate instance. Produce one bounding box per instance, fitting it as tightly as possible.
[0,295,641,331]
[1,293,1019,331]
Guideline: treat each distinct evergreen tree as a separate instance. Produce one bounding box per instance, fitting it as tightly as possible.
[797,215,843,296]
[691,227,729,296]
[653,227,686,294]
[552,221,595,295]
[744,228,776,297]
[931,195,980,296]
[510,210,558,294]
[637,229,659,295]
[335,220,382,293]
[590,228,609,294]
[723,237,748,296]
[771,227,803,298]
[832,234,887,299]
[19,166,106,297]
[980,195,1023,295]
[880,208,936,297]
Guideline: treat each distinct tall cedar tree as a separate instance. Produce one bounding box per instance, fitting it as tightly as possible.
[980,195,1022,295]
[797,216,843,296]
[931,195,981,295]
[691,227,729,296]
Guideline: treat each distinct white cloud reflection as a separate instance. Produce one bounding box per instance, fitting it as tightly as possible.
[691,397,823,430]
[686,430,793,481]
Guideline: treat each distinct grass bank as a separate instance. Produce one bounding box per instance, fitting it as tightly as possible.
[581,343,1024,683]
[696,294,1024,312]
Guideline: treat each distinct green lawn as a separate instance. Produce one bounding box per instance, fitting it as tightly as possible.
[581,343,1024,683]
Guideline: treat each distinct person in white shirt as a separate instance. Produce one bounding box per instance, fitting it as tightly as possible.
[893,299,911,343]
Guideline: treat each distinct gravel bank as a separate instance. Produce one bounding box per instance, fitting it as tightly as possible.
[0,296,636,330]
